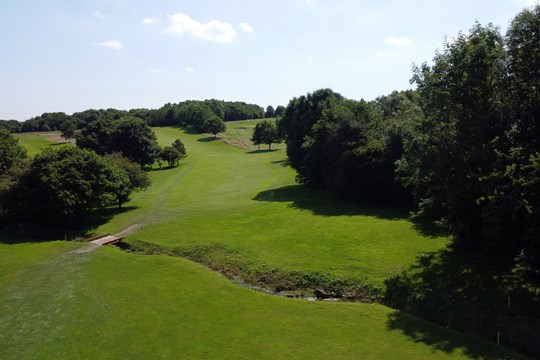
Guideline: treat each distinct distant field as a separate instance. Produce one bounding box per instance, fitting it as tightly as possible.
[0,125,527,359]
[14,131,70,156]
[219,118,281,151]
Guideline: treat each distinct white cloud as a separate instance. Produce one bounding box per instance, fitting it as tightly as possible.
[384,36,413,46]
[93,11,106,19]
[304,0,313,6]
[166,13,237,43]
[240,22,254,33]
[97,39,123,50]
[185,67,195,73]
[143,17,159,25]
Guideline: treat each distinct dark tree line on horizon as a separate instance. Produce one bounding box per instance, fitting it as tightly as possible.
[0,99,283,134]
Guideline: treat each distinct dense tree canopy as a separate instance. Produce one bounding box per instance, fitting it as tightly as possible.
[279,89,417,202]
[76,116,159,166]
[5,147,132,224]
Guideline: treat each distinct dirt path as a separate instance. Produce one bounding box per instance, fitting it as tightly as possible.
[70,224,141,254]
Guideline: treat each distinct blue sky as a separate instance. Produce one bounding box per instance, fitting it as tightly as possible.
[0,0,537,120]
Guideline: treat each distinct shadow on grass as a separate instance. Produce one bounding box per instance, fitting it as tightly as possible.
[197,137,219,142]
[246,149,280,154]
[386,311,522,359]
[252,185,408,219]
[270,159,291,167]
[409,213,452,238]
[384,245,540,358]
[149,165,178,172]
[0,205,138,244]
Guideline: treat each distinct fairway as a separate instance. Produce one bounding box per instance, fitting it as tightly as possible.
[0,124,527,359]
[14,131,69,156]
[97,126,448,287]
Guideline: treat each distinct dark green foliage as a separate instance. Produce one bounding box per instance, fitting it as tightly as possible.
[75,119,114,154]
[172,139,187,157]
[280,89,415,202]
[0,120,22,133]
[274,105,286,117]
[0,129,27,174]
[158,139,188,168]
[5,147,131,224]
[105,152,151,208]
[109,117,159,166]
[149,100,264,128]
[59,119,76,142]
[399,23,508,244]
[265,105,275,118]
[251,120,281,150]
[203,117,226,138]
[76,117,159,166]
[159,146,182,167]
[0,130,27,218]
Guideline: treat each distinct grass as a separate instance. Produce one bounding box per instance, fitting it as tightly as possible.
[0,125,529,359]
[0,245,526,359]
[99,126,447,289]
[14,131,70,156]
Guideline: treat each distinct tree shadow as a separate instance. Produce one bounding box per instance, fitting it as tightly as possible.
[0,205,139,244]
[270,158,291,167]
[385,311,524,359]
[252,185,408,219]
[384,245,540,358]
[197,137,219,142]
[246,149,280,154]
[149,165,178,172]
[409,213,452,238]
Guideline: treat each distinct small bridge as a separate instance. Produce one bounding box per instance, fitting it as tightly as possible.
[70,225,140,254]
[89,234,124,246]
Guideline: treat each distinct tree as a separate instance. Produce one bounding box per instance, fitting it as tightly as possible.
[6,147,131,224]
[0,129,27,174]
[109,117,160,166]
[250,122,263,150]
[60,120,76,142]
[274,105,286,117]
[0,130,27,218]
[172,139,187,158]
[203,117,226,138]
[105,152,151,208]
[160,146,181,167]
[259,120,281,150]
[265,105,275,118]
[75,119,114,154]
[400,23,508,247]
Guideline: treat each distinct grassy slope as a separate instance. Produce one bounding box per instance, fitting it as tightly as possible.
[98,126,448,285]
[14,131,69,157]
[0,124,527,359]
[0,244,525,359]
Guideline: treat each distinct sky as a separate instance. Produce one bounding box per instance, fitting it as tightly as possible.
[0,0,538,120]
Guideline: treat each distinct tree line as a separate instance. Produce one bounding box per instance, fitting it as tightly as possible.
[1,100,283,136]
[279,7,540,273]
